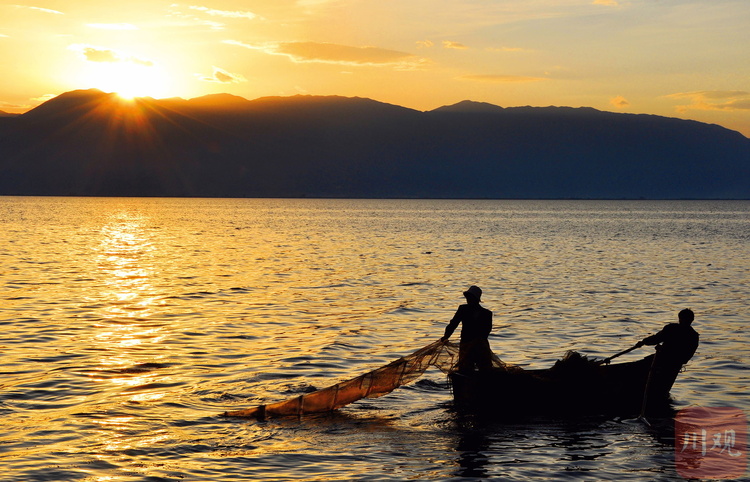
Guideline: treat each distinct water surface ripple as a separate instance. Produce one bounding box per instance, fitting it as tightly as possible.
[1,198,748,480]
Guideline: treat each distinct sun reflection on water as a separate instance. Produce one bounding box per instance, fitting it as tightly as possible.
[82,210,177,471]
[87,210,173,402]
[90,414,172,470]
[96,213,157,319]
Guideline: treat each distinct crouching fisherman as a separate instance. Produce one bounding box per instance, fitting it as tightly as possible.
[636,308,700,405]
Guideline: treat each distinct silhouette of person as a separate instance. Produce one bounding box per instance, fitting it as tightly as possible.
[441,285,493,373]
[636,308,700,400]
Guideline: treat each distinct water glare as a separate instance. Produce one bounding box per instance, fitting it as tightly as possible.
[0,197,748,480]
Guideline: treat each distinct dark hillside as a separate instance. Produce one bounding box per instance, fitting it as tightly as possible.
[0,90,747,198]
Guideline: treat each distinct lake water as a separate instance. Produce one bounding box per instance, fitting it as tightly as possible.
[1,197,748,481]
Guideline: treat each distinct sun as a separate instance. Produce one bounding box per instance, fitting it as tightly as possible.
[85,62,174,100]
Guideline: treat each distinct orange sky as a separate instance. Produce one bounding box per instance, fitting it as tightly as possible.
[1,0,749,137]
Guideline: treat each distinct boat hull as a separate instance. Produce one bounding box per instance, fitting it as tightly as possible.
[449,354,678,416]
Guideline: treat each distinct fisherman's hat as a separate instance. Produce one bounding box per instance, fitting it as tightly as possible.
[463,285,482,301]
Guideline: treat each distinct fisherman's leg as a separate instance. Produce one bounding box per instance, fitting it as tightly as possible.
[457,342,475,374]
[476,339,493,372]
[644,361,681,415]
[652,363,681,397]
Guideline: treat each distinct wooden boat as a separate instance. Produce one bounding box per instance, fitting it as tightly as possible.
[448,352,680,416]
[223,342,683,420]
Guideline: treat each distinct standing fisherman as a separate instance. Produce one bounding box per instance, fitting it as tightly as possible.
[441,285,493,373]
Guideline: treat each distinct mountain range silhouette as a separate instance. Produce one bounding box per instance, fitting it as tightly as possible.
[0,89,748,199]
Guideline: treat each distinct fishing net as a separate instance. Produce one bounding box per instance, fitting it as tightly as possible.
[545,350,605,385]
[223,339,511,419]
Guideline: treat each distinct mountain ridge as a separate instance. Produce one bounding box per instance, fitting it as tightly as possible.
[16,89,749,140]
[1,89,748,199]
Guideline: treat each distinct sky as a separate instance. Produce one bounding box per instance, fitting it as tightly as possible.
[1,0,749,137]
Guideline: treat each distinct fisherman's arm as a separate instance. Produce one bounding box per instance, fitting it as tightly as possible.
[636,328,666,347]
[441,308,462,341]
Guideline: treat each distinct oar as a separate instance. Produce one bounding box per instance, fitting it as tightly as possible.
[638,353,659,427]
[598,343,641,365]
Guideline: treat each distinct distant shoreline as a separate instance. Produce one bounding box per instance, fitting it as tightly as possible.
[1,194,748,201]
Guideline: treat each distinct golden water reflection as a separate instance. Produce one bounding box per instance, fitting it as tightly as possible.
[2,198,749,481]
[95,212,157,321]
[89,210,172,403]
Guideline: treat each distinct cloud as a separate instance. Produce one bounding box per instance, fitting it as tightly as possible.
[32,94,57,103]
[1,93,58,112]
[0,101,25,112]
[278,42,415,64]
[188,18,225,29]
[197,66,247,83]
[297,0,338,6]
[443,41,468,50]
[188,5,258,20]
[69,44,155,67]
[87,23,139,30]
[167,5,228,30]
[593,0,619,6]
[610,95,629,108]
[486,46,531,53]
[667,91,750,112]
[416,40,434,48]
[225,40,419,67]
[460,74,545,83]
[12,5,63,14]
[79,47,119,63]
